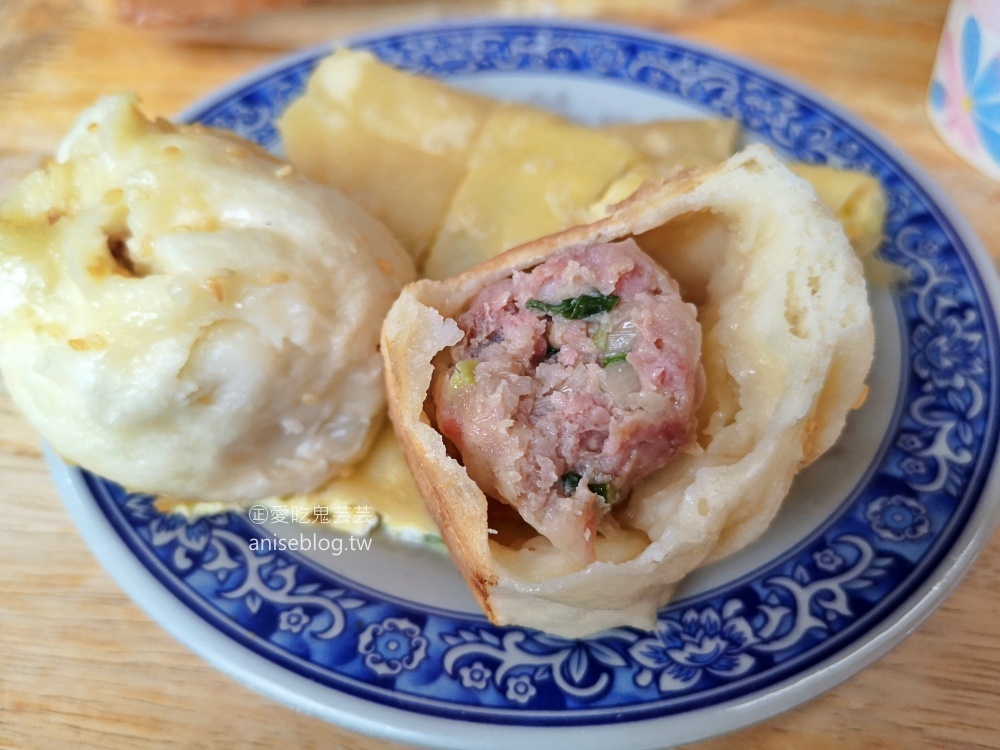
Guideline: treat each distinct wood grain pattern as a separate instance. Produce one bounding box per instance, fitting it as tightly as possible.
[1,1,999,748]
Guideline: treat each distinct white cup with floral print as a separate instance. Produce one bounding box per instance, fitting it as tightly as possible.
[928,0,1000,180]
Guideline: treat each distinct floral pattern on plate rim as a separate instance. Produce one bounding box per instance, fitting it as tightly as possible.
[77,23,998,725]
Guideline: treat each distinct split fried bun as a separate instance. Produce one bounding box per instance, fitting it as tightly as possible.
[382,145,874,637]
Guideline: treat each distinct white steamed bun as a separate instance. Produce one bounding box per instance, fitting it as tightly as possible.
[0,94,415,502]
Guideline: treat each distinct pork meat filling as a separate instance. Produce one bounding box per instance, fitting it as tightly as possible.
[435,239,704,563]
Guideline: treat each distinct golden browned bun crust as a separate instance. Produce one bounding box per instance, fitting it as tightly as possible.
[382,145,874,637]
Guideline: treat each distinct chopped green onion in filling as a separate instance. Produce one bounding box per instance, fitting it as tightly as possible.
[558,472,619,504]
[559,471,582,495]
[588,482,619,504]
[526,292,620,320]
[600,352,628,367]
[592,322,609,352]
[449,359,478,390]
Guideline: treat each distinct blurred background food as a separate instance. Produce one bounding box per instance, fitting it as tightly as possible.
[0,0,738,196]
[118,0,307,26]
[113,0,738,29]
[1,1,976,205]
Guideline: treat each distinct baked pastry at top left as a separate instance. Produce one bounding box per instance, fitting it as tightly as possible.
[0,93,415,503]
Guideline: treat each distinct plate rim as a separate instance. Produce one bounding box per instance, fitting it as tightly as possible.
[49,16,1000,750]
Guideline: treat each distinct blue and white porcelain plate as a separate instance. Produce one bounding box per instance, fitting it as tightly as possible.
[50,19,1000,750]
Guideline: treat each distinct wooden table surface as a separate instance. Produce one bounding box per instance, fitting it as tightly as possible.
[1,0,999,748]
